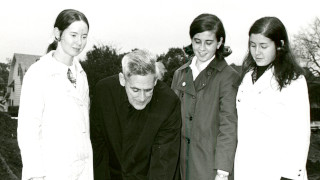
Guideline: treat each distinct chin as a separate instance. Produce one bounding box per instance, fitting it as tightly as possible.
[132,104,146,110]
[197,57,210,62]
[70,49,82,56]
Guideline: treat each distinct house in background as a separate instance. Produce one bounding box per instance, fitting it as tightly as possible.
[4,53,41,113]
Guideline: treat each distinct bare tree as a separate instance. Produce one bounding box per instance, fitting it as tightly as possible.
[292,17,320,77]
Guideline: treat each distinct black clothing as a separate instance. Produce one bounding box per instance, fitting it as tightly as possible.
[90,75,181,180]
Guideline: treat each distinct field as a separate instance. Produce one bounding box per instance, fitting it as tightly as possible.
[0,112,319,179]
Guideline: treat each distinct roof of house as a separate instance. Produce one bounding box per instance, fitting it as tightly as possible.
[13,53,41,70]
[7,53,41,85]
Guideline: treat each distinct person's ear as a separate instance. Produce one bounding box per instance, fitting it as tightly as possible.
[217,37,223,49]
[277,40,285,51]
[280,40,284,47]
[119,73,125,86]
[53,27,61,41]
[154,79,158,86]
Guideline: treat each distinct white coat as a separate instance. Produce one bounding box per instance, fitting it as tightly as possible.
[235,67,310,180]
[18,51,93,180]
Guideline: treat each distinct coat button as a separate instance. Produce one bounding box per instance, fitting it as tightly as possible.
[237,99,241,102]
[189,116,193,121]
[186,137,190,144]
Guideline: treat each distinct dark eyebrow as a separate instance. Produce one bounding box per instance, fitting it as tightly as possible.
[249,41,268,44]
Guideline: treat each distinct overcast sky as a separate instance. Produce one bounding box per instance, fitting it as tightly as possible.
[0,0,319,65]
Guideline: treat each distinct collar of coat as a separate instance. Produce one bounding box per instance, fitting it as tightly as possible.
[243,66,279,92]
[177,55,228,72]
[43,51,86,76]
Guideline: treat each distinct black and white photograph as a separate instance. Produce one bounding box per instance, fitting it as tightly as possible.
[0,0,319,179]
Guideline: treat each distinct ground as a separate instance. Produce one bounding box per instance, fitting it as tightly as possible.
[0,113,21,180]
[0,112,319,179]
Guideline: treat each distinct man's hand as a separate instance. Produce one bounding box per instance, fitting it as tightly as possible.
[215,175,228,180]
[215,169,229,180]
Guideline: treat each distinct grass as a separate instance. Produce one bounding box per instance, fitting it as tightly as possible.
[0,112,21,180]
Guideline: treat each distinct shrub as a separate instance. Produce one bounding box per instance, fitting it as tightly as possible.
[8,106,19,117]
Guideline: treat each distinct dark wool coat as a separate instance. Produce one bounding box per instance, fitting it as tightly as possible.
[171,56,239,180]
[90,75,181,180]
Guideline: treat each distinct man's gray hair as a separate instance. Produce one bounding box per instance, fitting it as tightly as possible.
[121,49,157,78]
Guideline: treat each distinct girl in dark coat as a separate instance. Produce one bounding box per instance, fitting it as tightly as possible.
[171,13,238,180]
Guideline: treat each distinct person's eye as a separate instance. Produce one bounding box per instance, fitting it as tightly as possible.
[195,39,201,44]
[132,88,139,92]
[249,43,256,48]
[206,41,213,45]
[145,89,153,93]
[261,45,268,49]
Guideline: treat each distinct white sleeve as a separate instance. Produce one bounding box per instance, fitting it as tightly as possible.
[281,75,310,180]
[17,65,46,179]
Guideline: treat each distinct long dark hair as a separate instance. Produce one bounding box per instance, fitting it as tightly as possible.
[240,16,304,90]
[47,9,89,53]
[184,13,230,58]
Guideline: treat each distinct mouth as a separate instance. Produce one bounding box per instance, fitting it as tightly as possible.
[198,52,207,57]
[136,101,145,105]
[73,47,81,51]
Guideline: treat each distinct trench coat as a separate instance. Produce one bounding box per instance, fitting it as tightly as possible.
[90,75,181,180]
[234,67,310,180]
[171,56,239,180]
[18,51,93,180]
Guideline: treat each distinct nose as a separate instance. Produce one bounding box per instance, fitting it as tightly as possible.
[138,91,146,102]
[255,46,261,55]
[199,42,205,51]
[75,36,82,45]
[199,43,205,51]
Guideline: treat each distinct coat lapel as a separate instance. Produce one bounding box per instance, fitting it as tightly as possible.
[253,67,278,93]
[243,67,278,94]
[194,56,227,92]
[175,61,196,96]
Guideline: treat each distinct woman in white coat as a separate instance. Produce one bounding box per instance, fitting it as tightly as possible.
[18,9,93,180]
[235,17,310,180]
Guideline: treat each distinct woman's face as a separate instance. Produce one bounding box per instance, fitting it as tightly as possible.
[249,33,276,66]
[192,30,222,62]
[57,20,89,57]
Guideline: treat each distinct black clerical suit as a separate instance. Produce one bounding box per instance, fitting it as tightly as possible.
[90,75,181,180]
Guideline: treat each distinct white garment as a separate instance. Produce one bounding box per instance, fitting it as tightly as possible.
[18,51,93,180]
[68,61,77,80]
[235,67,310,180]
[189,55,215,80]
